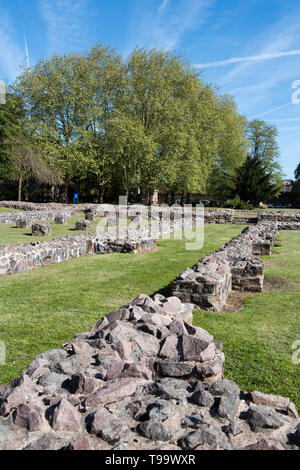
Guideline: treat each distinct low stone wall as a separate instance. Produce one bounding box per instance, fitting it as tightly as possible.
[233,215,258,225]
[171,222,278,311]
[0,230,157,276]
[0,292,299,450]
[258,211,300,224]
[0,201,234,225]
[171,254,232,312]
[204,209,234,224]
[0,210,73,225]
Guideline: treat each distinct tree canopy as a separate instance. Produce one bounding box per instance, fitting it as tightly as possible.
[0,43,283,204]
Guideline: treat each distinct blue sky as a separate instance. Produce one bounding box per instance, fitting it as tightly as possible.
[0,0,300,178]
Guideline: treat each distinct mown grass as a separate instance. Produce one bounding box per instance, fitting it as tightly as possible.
[0,224,299,410]
[0,216,105,246]
[0,224,242,384]
[194,230,300,409]
[0,207,19,212]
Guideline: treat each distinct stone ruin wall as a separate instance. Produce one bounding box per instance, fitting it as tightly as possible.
[0,292,299,450]
[171,222,278,312]
[0,231,157,276]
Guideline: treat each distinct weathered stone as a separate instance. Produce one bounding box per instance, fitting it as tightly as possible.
[67,436,92,450]
[75,219,91,231]
[191,390,215,408]
[137,420,172,441]
[243,439,285,450]
[209,379,240,396]
[114,340,132,360]
[32,222,51,236]
[68,371,102,395]
[217,392,240,421]
[13,403,44,431]
[83,379,138,410]
[244,405,283,432]
[16,218,32,229]
[147,400,175,421]
[181,334,210,361]
[168,320,188,336]
[288,422,300,447]
[23,432,70,450]
[194,355,224,382]
[179,422,230,450]
[248,390,299,418]
[48,398,82,432]
[159,336,180,359]
[121,363,152,380]
[88,408,129,445]
[155,360,194,378]
[133,333,160,357]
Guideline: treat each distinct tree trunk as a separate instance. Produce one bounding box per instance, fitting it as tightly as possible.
[97,173,106,204]
[99,185,105,204]
[18,173,22,201]
[170,191,175,205]
[60,175,71,203]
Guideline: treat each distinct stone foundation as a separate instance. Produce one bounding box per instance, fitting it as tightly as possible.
[171,222,278,310]
[171,254,232,312]
[0,293,299,451]
[0,230,157,276]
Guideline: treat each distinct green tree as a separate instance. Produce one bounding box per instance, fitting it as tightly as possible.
[123,48,230,201]
[234,154,279,205]
[80,44,126,203]
[13,51,97,201]
[246,119,283,195]
[291,163,300,206]
[0,93,23,179]
[207,95,248,202]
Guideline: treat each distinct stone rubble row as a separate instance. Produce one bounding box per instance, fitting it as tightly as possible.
[171,222,278,311]
[0,293,299,451]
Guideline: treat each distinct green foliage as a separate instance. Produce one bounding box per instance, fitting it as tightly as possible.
[9,44,249,202]
[234,154,279,205]
[246,119,283,196]
[223,195,254,210]
[0,93,24,179]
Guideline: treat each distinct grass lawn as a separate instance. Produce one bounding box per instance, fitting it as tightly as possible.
[0,224,299,410]
[0,216,106,246]
[0,216,149,246]
[0,207,19,212]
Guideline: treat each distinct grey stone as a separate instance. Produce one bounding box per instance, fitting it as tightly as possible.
[244,405,283,432]
[137,420,172,441]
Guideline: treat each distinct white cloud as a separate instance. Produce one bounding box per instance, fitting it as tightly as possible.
[195,49,300,69]
[158,0,169,15]
[268,117,300,122]
[129,0,215,52]
[0,12,26,82]
[39,0,96,55]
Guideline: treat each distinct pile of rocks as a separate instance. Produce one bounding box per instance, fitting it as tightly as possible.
[171,222,278,311]
[32,223,52,237]
[75,220,91,231]
[0,293,299,450]
[16,219,32,229]
[54,215,68,225]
